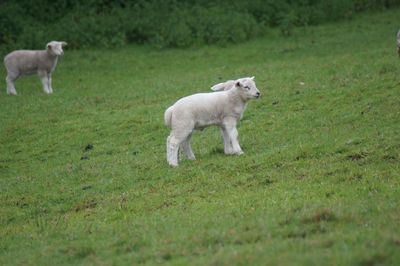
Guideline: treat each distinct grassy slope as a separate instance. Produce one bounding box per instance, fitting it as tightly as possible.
[1,9,399,266]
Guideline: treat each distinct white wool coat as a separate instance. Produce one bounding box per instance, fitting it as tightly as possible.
[165,89,247,130]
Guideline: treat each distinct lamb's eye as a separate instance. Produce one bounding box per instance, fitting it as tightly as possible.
[245,86,251,90]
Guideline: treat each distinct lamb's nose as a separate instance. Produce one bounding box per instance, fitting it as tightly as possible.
[256,92,261,97]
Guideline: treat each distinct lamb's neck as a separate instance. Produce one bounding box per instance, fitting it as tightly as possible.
[227,89,247,105]
[45,50,59,61]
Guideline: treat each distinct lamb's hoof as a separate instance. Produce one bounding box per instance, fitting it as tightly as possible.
[224,150,233,155]
[225,150,243,155]
[7,91,17,96]
[168,161,179,167]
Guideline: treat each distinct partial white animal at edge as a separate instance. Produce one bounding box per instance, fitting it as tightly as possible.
[164,77,261,167]
[4,41,67,95]
[397,30,400,57]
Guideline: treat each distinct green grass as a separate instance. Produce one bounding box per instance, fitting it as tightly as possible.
[1,9,400,266]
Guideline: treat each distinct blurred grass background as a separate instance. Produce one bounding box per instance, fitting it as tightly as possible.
[1,0,399,52]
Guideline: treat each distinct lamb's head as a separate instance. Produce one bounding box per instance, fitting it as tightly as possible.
[46,41,67,56]
[234,77,261,100]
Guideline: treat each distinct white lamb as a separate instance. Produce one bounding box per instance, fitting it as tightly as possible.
[164,77,261,167]
[4,41,67,95]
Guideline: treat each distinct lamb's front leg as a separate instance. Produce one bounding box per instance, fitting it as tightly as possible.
[38,71,51,94]
[48,73,53,93]
[220,126,233,154]
[225,125,243,155]
[222,118,243,155]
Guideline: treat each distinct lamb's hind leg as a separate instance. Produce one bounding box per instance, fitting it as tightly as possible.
[6,73,18,95]
[167,135,181,167]
[167,130,193,166]
[181,133,195,160]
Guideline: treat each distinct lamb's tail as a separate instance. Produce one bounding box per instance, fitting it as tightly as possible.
[211,80,235,91]
[164,106,174,127]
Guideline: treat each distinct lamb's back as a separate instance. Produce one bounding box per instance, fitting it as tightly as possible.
[174,92,226,111]
[4,50,54,74]
[4,50,42,73]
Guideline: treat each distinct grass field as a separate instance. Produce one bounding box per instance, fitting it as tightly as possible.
[1,8,400,266]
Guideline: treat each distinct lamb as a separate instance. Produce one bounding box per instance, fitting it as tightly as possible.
[397,30,400,57]
[164,77,261,167]
[4,41,67,95]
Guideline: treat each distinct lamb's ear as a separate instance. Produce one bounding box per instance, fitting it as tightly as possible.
[61,41,68,47]
[46,43,52,50]
[236,81,242,87]
[250,76,255,80]
[211,82,225,91]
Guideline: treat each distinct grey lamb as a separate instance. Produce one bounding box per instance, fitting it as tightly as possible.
[4,41,67,95]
